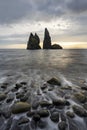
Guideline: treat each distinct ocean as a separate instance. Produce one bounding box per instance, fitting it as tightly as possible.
[0,49,87,85]
[0,49,87,130]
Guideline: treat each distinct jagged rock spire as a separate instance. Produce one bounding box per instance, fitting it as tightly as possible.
[27,33,41,50]
[43,28,52,49]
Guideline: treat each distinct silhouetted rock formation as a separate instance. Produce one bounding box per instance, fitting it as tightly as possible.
[43,28,51,49]
[27,33,41,50]
[51,44,63,49]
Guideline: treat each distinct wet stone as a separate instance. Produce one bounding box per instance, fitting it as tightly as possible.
[58,121,67,130]
[2,109,11,119]
[74,92,86,103]
[53,99,66,106]
[27,111,35,117]
[16,93,24,99]
[6,97,14,103]
[37,109,49,118]
[72,105,87,117]
[38,120,47,129]
[47,77,61,86]
[50,111,59,123]
[41,84,47,90]
[32,102,39,109]
[60,113,66,122]
[33,114,40,122]
[0,93,7,101]
[39,101,51,108]
[18,117,29,125]
[20,82,27,85]
[15,83,22,90]
[12,102,31,114]
[66,111,75,118]
[20,95,28,102]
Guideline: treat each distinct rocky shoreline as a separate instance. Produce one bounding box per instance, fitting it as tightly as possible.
[0,77,87,130]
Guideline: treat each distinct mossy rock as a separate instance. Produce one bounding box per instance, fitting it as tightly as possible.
[0,93,7,101]
[47,77,61,86]
[12,102,31,114]
[38,109,49,117]
[72,105,87,117]
[74,92,86,103]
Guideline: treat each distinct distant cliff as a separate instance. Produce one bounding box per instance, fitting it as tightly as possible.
[27,28,63,50]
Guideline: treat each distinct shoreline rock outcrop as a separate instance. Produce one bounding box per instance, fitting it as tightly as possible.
[27,33,41,50]
[43,28,52,49]
[27,28,63,50]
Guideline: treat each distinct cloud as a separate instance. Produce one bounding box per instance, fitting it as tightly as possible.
[0,0,87,48]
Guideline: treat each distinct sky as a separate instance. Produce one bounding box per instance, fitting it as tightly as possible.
[0,0,87,49]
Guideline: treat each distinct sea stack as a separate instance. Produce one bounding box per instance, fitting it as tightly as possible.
[27,33,41,50]
[43,28,52,49]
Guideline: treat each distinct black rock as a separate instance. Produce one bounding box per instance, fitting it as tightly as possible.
[18,117,29,125]
[43,28,51,49]
[37,109,49,118]
[50,111,59,122]
[27,33,41,50]
[51,44,63,49]
[32,114,40,122]
[47,77,61,86]
[58,121,67,130]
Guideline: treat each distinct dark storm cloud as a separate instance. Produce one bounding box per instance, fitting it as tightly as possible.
[66,0,87,13]
[0,0,87,24]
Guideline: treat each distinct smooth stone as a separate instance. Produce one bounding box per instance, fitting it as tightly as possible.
[27,111,35,117]
[58,121,67,130]
[20,95,28,102]
[39,101,51,107]
[37,109,49,117]
[66,111,75,118]
[15,83,22,90]
[74,92,86,103]
[1,85,7,89]
[32,114,40,122]
[47,77,61,86]
[6,97,14,103]
[20,82,27,85]
[18,117,29,125]
[72,105,87,117]
[41,84,47,90]
[53,99,66,106]
[2,109,11,119]
[61,86,72,90]
[81,86,87,90]
[12,102,31,114]
[16,93,24,99]
[50,112,59,122]
[0,93,7,101]
[38,120,47,129]
[60,113,66,121]
[32,102,39,109]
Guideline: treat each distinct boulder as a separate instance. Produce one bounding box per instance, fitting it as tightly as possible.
[74,92,86,103]
[0,93,7,101]
[58,121,67,130]
[18,117,29,125]
[51,44,63,49]
[37,109,49,117]
[50,112,59,122]
[12,102,31,114]
[72,105,87,117]
[27,33,41,50]
[47,77,61,86]
[66,111,75,118]
[43,28,51,49]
